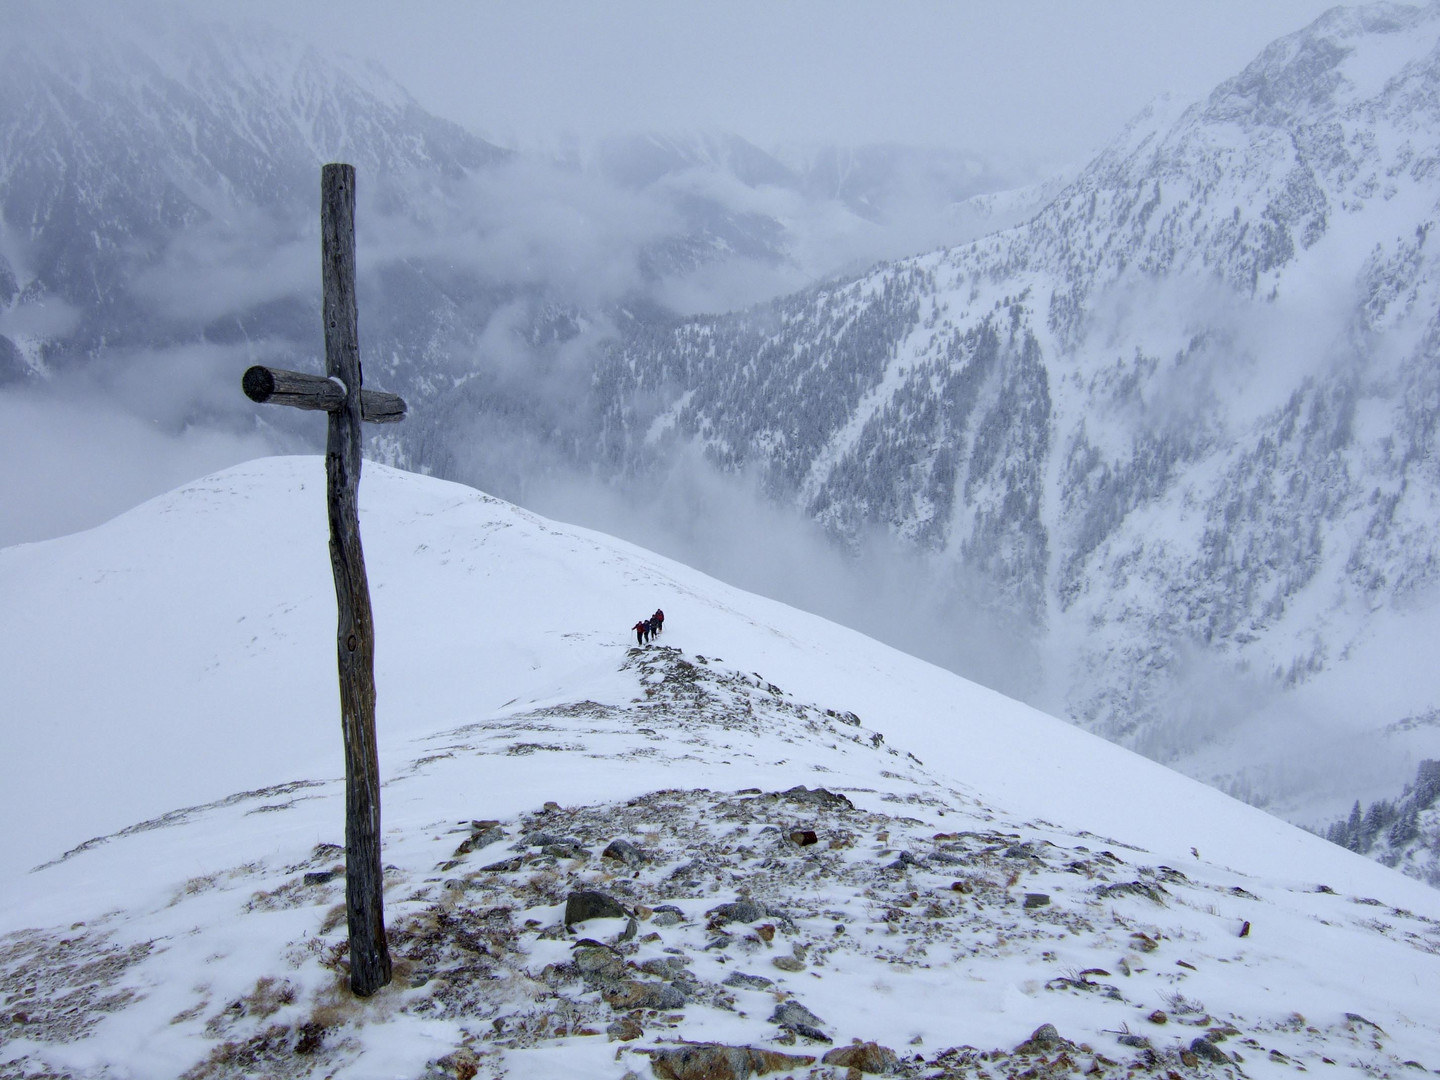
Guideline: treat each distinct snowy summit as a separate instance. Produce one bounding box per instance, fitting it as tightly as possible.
[1,457,1438,1079]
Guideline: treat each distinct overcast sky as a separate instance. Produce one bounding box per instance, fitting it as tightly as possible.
[252,0,1362,171]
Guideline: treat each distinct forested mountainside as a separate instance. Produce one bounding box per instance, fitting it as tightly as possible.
[1328,759,1440,885]
[591,4,1440,856]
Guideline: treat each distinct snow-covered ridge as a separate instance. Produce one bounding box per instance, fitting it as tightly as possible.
[592,2,1440,847]
[2,458,1439,1077]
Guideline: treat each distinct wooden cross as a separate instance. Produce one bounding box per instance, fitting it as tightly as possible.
[242,163,405,997]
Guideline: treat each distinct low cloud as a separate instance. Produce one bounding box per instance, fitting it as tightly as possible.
[0,386,279,548]
[525,444,1045,703]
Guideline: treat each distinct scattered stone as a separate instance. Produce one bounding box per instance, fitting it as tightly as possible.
[1345,1013,1385,1033]
[648,1044,816,1080]
[453,821,505,856]
[602,838,647,867]
[565,890,629,928]
[1096,881,1168,904]
[1116,1033,1150,1049]
[885,851,921,871]
[607,1016,643,1042]
[771,955,804,972]
[788,829,819,846]
[822,1041,901,1074]
[1023,893,1050,909]
[1147,1010,1167,1025]
[1014,1023,1066,1054]
[771,1000,829,1041]
[710,900,767,925]
[639,956,692,980]
[754,923,775,943]
[778,785,855,811]
[722,972,775,991]
[542,842,588,860]
[652,906,685,928]
[573,945,626,984]
[603,979,687,1011]
[426,1047,480,1080]
[302,870,336,887]
[1190,1037,1231,1064]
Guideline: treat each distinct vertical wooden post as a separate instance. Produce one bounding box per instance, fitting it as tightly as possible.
[321,163,392,996]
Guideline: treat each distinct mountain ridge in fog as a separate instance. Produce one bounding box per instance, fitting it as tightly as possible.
[587,1,1440,882]
[8,1,1440,883]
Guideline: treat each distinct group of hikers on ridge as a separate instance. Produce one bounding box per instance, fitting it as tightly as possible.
[632,609,665,645]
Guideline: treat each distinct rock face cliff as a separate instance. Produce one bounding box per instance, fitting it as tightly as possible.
[590,4,1440,839]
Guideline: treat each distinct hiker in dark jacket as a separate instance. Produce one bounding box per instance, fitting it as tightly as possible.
[652,609,665,636]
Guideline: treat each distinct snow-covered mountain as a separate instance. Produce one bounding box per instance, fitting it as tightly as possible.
[0,3,1002,395]
[2,456,1439,1079]
[10,0,1440,883]
[0,4,507,372]
[590,4,1440,841]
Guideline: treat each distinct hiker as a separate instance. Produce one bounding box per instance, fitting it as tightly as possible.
[632,619,649,646]
[652,609,664,635]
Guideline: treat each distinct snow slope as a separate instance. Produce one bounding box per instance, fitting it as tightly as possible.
[593,2,1440,843]
[2,457,1438,1078]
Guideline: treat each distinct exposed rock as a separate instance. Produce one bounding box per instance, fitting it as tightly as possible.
[602,979,687,1011]
[542,842,589,860]
[648,1043,816,1080]
[1014,1023,1066,1054]
[710,900,767,925]
[770,1000,829,1041]
[607,1015,643,1042]
[1095,881,1168,904]
[1023,892,1050,909]
[722,972,774,991]
[453,821,505,856]
[822,1041,901,1074]
[603,838,647,867]
[639,956,693,980]
[573,945,626,984]
[1190,1037,1232,1064]
[564,889,629,928]
[771,956,804,972]
[778,786,855,811]
[1345,1013,1385,1033]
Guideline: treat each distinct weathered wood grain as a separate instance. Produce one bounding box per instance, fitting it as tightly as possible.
[242,365,406,422]
[322,162,392,997]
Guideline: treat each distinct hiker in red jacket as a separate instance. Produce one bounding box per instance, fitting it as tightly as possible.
[652,609,665,636]
[632,619,649,646]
